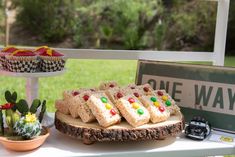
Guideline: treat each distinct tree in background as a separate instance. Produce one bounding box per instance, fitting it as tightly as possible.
[74,0,163,49]
[74,0,216,51]
[14,0,75,42]
[161,0,216,51]
[7,0,234,54]
[226,0,235,55]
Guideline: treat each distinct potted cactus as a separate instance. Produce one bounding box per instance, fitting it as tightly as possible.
[0,91,49,151]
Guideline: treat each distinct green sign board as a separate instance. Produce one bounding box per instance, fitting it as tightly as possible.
[136,60,235,133]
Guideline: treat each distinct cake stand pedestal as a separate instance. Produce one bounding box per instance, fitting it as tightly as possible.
[0,69,66,127]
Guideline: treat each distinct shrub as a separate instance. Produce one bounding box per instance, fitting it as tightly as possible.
[226,0,235,55]
[73,0,163,49]
[73,0,217,51]
[160,0,217,51]
[15,0,75,42]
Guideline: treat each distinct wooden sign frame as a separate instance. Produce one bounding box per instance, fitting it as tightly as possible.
[136,60,235,133]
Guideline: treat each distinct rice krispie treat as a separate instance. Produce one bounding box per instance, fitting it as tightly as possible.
[122,87,144,98]
[136,84,155,96]
[105,87,128,104]
[87,93,121,127]
[127,83,137,90]
[139,95,170,123]
[77,91,96,123]
[99,81,119,90]
[67,96,80,119]
[55,99,70,115]
[154,90,180,115]
[116,95,150,127]
[63,88,97,100]
[63,90,81,100]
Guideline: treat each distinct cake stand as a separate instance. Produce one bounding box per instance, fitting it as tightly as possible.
[0,69,66,127]
[55,111,184,144]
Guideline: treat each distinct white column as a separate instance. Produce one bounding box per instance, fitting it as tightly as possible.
[213,0,230,66]
[26,77,39,105]
[25,77,54,127]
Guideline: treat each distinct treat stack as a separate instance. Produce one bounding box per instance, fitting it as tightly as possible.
[77,90,96,123]
[154,90,180,115]
[87,92,121,127]
[55,81,181,128]
[139,95,170,123]
[116,95,150,127]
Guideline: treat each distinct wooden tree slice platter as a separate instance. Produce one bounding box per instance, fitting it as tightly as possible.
[55,111,184,144]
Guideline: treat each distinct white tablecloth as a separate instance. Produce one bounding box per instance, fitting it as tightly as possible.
[0,126,235,157]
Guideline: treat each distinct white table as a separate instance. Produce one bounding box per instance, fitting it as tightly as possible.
[0,125,235,157]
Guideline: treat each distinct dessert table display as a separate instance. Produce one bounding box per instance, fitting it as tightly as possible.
[0,46,235,156]
[54,82,184,144]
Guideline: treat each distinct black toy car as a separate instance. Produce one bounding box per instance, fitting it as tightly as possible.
[185,116,211,140]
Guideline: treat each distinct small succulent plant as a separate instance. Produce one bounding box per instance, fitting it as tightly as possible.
[5,109,20,135]
[0,90,47,140]
[0,91,20,135]
[15,98,46,123]
[14,113,42,139]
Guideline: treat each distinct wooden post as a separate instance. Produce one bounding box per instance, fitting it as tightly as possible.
[4,0,10,46]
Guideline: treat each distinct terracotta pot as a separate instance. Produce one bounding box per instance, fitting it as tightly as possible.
[0,127,50,152]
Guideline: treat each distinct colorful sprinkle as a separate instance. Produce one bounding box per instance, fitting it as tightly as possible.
[153,102,161,107]
[128,98,135,104]
[101,97,108,103]
[162,95,168,101]
[158,106,165,112]
[157,91,163,96]
[105,103,112,110]
[150,97,157,102]
[134,92,140,98]
[132,103,140,109]
[110,109,116,115]
[116,92,123,98]
[72,91,79,96]
[109,84,115,88]
[137,108,144,115]
[83,95,89,101]
[165,100,172,106]
[143,87,149,92]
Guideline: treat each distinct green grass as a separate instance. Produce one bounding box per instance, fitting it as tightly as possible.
[224,56,235,67]
[0,56,234,112]
[0,59,137,111]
